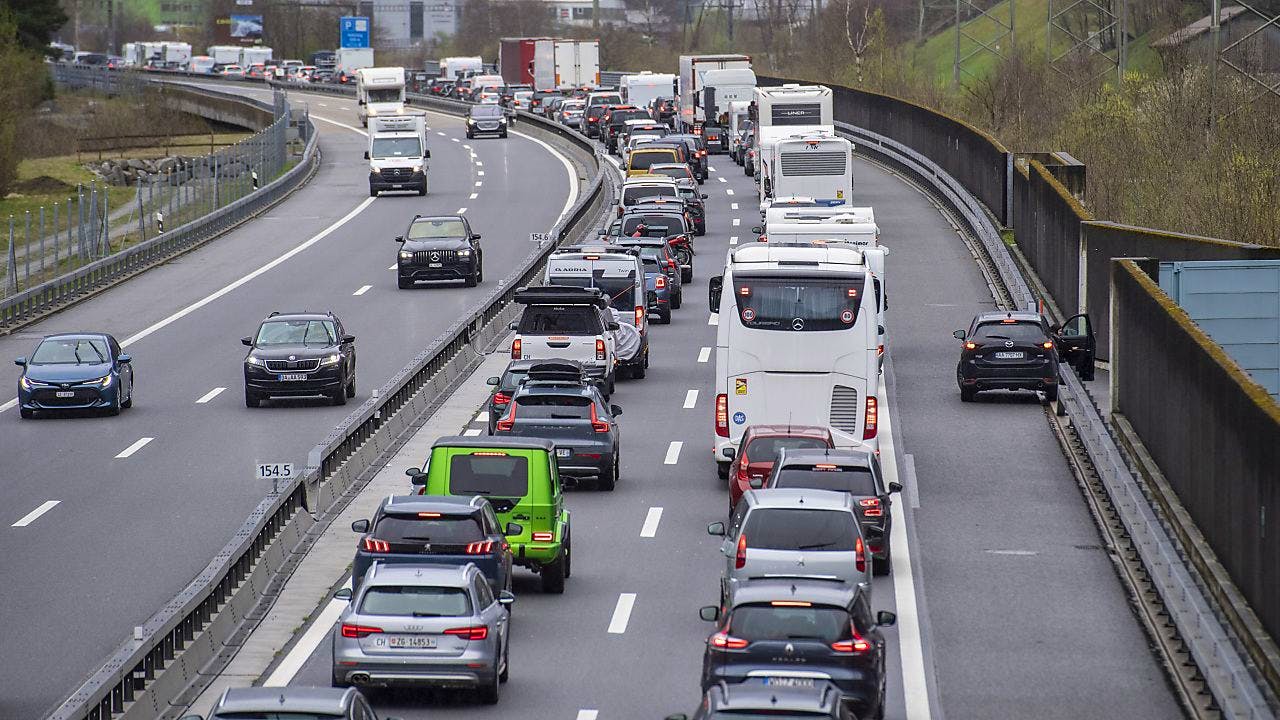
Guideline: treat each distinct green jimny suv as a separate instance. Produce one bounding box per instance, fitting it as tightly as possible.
[408,436,571,593]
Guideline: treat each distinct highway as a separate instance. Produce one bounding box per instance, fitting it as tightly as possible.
[271,143,1183,717]
[0,87,585,719]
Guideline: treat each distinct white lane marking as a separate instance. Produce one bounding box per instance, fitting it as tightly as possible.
[475,161,483,167]
[388,263,397,271]
[195,387,226,404]
[709,165,718,172]
[352,284,372,296]
[457,207,468,214]
[683,389,698,409]
[732,218,741,226]
[436,131,446,136]
[475,181,483,187]
[264,580,351,686]
[730,236,739,245]
[469,193,478,200]
[664,441,683,464]
[708,313,719,326]
[640,507,663,538]
[577,711,599,720]
[451,137,460,142]
[726,188,735,196]
[731,202,739,210]
[718,176,727,183]
[115,437,154,459]
[12,500,60,527]
[987,549,1039,556]
[463,144,472,149]
[464,428,483,436]
[881,376,933,720]
[317,102,328,107]
[607,593,637,634]
[698,347,711,363]
[477,170,485,176]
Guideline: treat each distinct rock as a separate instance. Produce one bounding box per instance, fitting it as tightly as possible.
[127,158,146,170]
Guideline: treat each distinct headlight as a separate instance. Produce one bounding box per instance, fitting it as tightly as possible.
[466,118,474,125]
[370,166,381,173]
[368,107,379,116]
[457,248,471,257]
[246,355,265,367]
[399,250,413,260]
[94,375,112,387]
[499,117,507,124]
[19,376,34,390]
[410,164,422,173]
[320,353,341,366]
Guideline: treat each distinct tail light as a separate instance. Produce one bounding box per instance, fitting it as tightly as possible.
[656,275,667,290]
[444,625,489,641]
[362,538,389,553]
[595,339,606,361]
[699,149,707,157]
[860,497,883,517]
[716,394,729,437]
[341,623,383,638]
[511,338,522,359]
[635,306,645,326]
[877,344,885,358]
[735,534,748,569]
[863,396,878,440]
[964,341,978,350]
[831,626,871,654]
[493,392,511,406]
[1041,341,1054,350]
[590,403,611,433]
[465,540,494,554]
[531,531,554,542]
[855,536,866,573]
[495,403,516,432]
[710,631,749,650]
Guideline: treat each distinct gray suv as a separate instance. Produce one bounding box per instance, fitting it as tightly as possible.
[707,489,871,605]
[331,562,514,703]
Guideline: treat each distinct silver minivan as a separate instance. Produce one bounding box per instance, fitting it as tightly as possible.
[707,488,871,605]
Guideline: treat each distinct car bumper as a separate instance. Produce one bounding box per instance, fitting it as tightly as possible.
[702,662,877,710]
[19,383,117,410]
[369,170,425,191]
[513,539,562,567]
[467,123,506,135]
[959,362,1058,391]
[398,259,478,282]
[555,448,614,480]
[244,367,343,396]
[333,644,497,689]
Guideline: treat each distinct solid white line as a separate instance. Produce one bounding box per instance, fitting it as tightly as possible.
[683,389,698,409]
[317,102,328,107]
[12,500,59,527]
[640,507,663,538]
[469,192,478,200]
[352,284,372,296]
[115,437,154,459]
[607,593,637,634]
[726,188,735,195]
[731,202,739,210]
[730,236,739,245]
[464,428,483,436]
[463,144,472,149]
[310,114,367,137]
[195,387,226,404]
[475,161,483,167]
[264,583,351,686]
[881,376,933,720]
[732,218,741,226]
[457,207,468,214]
[718,176,727,183]
[577,711,599,720]
[664,441,683,464]
[698,346,711,363]
[708,313,719,326]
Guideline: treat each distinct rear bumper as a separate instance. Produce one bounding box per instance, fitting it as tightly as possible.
[959,362,1058,391]
[702,662,877,711]
[333,640,497,688]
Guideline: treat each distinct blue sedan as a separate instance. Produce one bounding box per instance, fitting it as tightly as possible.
[16,333,134,418]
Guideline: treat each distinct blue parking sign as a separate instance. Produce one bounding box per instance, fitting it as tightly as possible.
[340,16,370,48]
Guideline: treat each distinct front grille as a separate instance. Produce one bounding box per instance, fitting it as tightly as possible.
[829,384,859,434]
[381,167,414,180]
[264,358,321,372]
[32,388,97,405]
[413,249,457,264]
[780,151,847,176]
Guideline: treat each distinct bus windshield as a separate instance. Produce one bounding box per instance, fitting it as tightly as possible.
[732,273,866,332]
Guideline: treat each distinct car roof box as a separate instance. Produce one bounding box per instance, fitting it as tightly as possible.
[514,285,607,307]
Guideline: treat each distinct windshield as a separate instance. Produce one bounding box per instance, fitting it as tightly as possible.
[471,105,503,118]
[366,88,401,103]
[743,436,829,463]
[371,137,422,159]
[729,603,850,643]
[629,150,677,170]
[774,466,877,495]
[733,273,866,332]
[548,269,638,312]
[448,454,529,497]
[30,337,110,365]
[359,586,471,617]
[254,320,336,346]
[408,219,466,239]
[974,321,1046,342]
[743,508,859,551]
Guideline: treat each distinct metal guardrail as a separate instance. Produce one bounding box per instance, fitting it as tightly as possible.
[836,120,1276,718]
[45,79,609,720]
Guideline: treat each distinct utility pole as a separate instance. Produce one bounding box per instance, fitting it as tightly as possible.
[727,0,734,42]
[1210,0,1220,127]
[106,0,116,55]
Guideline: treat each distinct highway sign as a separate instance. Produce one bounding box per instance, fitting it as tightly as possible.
[340,17,370,49]
[256,462,294,492]
[530,232,553,243]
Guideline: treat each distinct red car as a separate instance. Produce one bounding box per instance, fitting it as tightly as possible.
[726,425,834,514]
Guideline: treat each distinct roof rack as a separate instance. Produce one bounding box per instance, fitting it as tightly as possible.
[514,285,607,307]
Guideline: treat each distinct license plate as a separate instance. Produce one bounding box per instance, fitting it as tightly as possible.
[55,390,74,398]
[379,635,436,649]
[429,262,442,267]
[392,184,404,188]
[278,373,308,381]
[764,677,815,688]
[556,448,571,458]
[993,351,1024,359]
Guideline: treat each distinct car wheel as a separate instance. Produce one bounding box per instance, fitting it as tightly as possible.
[607,372,616,396]
[960,386,976,403]
[659,307,672,324]
[599,455,618,492]
[121,378,133,408]
[331,385,347,406]
[499,638,510,683]
[478,653,500,704]
[245,388,261,408]
[398,277,413,289]
[1043,385,1059,402]
[417,183,426,197]
[563,531,572,578]
[717,462,730,480]
[466,131,474,139]
[19,407,33,419]
[631,359,646,379]
[477,261,484,283]
[540,551,567,593]
[500,131,508,138]
[671,291,682,310]
[346,376,356,398]
[368,187,378,198]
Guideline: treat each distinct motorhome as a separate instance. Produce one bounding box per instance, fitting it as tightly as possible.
[753,84,834,190]
[356,66,407,127]
[761,133,852,213]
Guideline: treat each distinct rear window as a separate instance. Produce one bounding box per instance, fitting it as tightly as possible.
[729,603,851,643]
[622,215,683,235]
[448,454,530,497]
[974,321,1046,342]
[742,436,830,464]
[773,466,877,496]
[622,186,677,205]
[743,508,859,551]
[611,110,649,124]
[359,586,471,617]
[629,150,678,170]
[514,394,593,420]
[518,306,602,335]
[734,273,867,332]
[373,514,484,543]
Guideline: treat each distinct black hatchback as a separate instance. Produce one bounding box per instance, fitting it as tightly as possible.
[395,214,483,288]
[242,312,356,407]
[952,310,1094,402]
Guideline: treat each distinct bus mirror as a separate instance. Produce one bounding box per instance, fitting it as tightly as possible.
[708,276,723,310]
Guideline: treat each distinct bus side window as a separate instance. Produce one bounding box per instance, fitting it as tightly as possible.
[873,277,882,312]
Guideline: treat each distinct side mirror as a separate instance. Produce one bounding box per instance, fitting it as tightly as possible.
[334,587,352,601]
[509,321,519,330]
[608,321,621,331]
[698,606,720,622]
[889,481,903,493]
[342,334,356,344]
[701,194,709,199]
[952,329,965,340]
[722,447,735,460]
[241,336,253,346]
[610,404,623,416]
[351,519,370,533]
[394,235,405,243]
[117,354,132,364]
[708,275,723,310]
[597,229,607,236]
[13,356,25,366]
[706,521,726,536]
[363,150,370,160]
[485,376,500,386]
[877,610,897,627]
[505,522,523,536]
[748,477,764,489]
[407,469,428,486]
[424,149,431,159]
[499,590,515,606]
[751,226,762,234]
[473,234,481,240]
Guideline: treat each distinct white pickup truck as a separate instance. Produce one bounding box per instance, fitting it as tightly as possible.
[510,286,621,396]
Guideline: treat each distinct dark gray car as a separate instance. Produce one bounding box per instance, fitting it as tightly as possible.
[492,380,622,491]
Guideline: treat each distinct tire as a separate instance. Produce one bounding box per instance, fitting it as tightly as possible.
[658,307,672,324]
[563,531,572,578]
[631,359,646,379]
[477,261,484,284]
[368,187,378,198]
[499,639,510,683]
[478,654,500,704]
[19,407,33,419]
[120,378,133,408]
[1043,385,1059,402]
[107,391,121,416]
[717,462,730,480]
[417,183,426,197]
[873,541,892,576]
[500,131,508,138]
[540,551,567,593]
[398,277,413,289]
[599,455,618,492]
[960,386,977,403]
[245,388,261,408]
[346,376,356,398]
[465,271,478,288]
[607,372,615,396]
[671,291,682,310]
[743,163,752,177]
[466,131,475,139]
[331,385,347,406]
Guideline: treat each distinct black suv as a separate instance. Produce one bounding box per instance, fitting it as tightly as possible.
[665,134,709,182]
[395,214,484,288]
[667,678,856,720]
[700,579,896,719]
[952,310,1095,402]
[242,312,356,407]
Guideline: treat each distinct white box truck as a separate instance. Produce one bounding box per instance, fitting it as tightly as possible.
[553,39,599,90]
[207,45,242,65]
[239,46,274,67]
[356,66,406,127]
[366,114,430,197]
[163,42,192,66]
[335,47,374,80]
[440,56,483,80]
[678,54,756,152]
[753,84,834,190]
[623,71,677,109]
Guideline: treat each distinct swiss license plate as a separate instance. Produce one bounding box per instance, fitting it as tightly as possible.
[379,635,436,649]
[764,677,815,688]
[428,262,442,267]
[993,351,1024,360]
[278,373,308,381]
[55,390,74,398]
[556,448,571,458]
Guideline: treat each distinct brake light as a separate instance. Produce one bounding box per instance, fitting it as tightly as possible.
[770,600,812,607]
[635,305,645,326]
[417,512,442,518]
[531,531,554,542]
[855,536,866,573]
[878,344,885,358]
[964,341,978,350]
[341,623,383,638]
[590,403,611,433]
[699,150,707,156]
[444,625,489,641]
[863,396,878,440]
[860,497,883,517]
[736,464,749,486]
[595,338,606,361]
[716,394,729,437]
[1042,341,1054,350]
[656,275,666,290]
[710,631,749,650]
[495,403,516,432]
[831,626,871,653]
[493,392,511,405]
[511,338,521,359]
[362,538,389,553]
[465,540,494,554]
[735,533,747,569]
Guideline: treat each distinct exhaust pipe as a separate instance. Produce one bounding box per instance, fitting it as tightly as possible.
[350,672,371,685]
